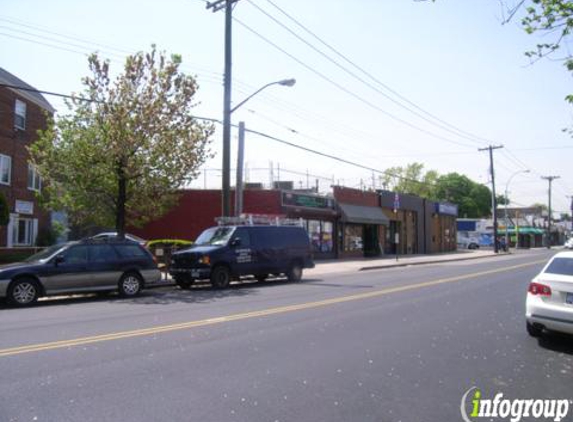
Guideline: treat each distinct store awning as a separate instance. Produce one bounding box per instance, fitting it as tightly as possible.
[338,203,390,225]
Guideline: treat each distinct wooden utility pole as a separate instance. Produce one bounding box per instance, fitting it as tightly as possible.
[479,145,504,253]
[207,0,242,216]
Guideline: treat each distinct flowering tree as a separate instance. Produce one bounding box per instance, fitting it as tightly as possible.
[31,46,213,237]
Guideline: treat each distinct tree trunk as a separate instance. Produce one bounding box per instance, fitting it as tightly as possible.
[116,158,127,240]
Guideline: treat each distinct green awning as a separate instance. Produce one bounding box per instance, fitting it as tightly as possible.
[507,228,544,235]
[339,203,390,225]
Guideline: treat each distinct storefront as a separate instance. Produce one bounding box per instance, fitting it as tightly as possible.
[280,191,338,259]
[379,191,425,255]
[338,204,388,257]
[429,202,458,253]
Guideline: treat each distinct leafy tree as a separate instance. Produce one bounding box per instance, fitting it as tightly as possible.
[433,173,493,218]
[30,46,214,238]
[381,162,438,198]
[497,194,510,206]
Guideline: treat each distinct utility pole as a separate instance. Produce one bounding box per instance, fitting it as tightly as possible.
[235,121,245,216]
[206,0,242,217]
[541,175,560,248]
[479,145,504,253]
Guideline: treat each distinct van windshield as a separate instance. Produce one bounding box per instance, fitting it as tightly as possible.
[195,227,235,246]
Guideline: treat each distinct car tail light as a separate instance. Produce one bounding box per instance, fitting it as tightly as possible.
[528,282,552,296]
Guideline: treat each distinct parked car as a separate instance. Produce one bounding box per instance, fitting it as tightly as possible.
[170,225,315,289]
[564,238,573,249]
[0,239,161,306]
[525,251,573,337]
[457,233,480,250]
[91,232,147,246]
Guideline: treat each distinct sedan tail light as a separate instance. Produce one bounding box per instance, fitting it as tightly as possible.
[528,282,552,296]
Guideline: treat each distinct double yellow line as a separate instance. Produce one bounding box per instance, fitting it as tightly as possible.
[0,260,544,358]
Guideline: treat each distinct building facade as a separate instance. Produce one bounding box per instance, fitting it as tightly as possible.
[0,68,54,248]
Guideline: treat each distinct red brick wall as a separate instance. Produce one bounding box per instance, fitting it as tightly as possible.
[130,189,283,242]
[0,87,51,246]
[333,186,378,207]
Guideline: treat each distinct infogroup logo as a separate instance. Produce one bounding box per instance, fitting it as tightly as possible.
[460,387,571,422]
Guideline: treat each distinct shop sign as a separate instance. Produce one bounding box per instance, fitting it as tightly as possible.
[282,192,334,210]
[435,202,458,216]
[15,200,34,215]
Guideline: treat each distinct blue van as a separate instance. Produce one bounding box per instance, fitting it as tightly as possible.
[169,225,315,289]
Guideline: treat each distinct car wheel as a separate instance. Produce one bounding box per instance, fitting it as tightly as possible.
[118,272,143,297]
[287,263,303,282]
[526,321,543,338]
[8,278,40,306]
[211,266,231,289]
[175,275,194,290]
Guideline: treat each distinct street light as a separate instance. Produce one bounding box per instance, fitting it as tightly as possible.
[222,78,296,217]
[504,169,530,249]
[230,78,296,114]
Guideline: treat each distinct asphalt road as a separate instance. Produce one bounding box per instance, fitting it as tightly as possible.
[0,249,571,422]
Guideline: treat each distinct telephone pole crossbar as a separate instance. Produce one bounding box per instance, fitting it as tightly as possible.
[478,145,504,253]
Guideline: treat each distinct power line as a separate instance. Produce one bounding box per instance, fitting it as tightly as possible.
[3,82,559,204]
[245,0,486,147]
[233,16,478,149]
[261,0,495,146]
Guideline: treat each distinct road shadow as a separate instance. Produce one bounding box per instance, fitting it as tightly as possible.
[127,276,325,306]
[537,332,573,355]
[0,276,330,309]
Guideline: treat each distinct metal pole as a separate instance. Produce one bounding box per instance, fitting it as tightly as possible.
[541,175,560,248]
[221,0,234,217]
[235,121,245,216]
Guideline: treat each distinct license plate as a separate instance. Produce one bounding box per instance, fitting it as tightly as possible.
[567,293,573,305]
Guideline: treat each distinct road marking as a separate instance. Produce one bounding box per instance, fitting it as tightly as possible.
[0,259,546,358]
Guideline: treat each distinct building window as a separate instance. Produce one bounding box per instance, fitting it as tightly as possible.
[15,99,26,130]
[12,217,37,246]
[0,154,11,185]
[304,219,334,254]
[27,164,41,192]
[344,224,363,252]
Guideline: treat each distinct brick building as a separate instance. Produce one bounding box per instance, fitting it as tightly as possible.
[0,68,54,247]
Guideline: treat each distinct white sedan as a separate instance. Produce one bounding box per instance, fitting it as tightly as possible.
[526,251,573,337]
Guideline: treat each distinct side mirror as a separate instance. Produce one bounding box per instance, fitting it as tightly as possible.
[54,255,65,266]
[230,238,241,247]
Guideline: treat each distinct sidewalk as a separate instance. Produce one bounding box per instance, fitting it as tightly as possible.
[153,249,504,286]
[307,249,500,276]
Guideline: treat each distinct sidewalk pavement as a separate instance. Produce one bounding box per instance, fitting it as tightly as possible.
[154,249,503,285]
[306,249,501,276]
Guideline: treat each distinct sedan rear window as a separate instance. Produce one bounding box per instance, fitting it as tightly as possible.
[544,257,573,276]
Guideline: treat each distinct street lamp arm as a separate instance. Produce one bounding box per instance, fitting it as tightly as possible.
[230,78,296,114]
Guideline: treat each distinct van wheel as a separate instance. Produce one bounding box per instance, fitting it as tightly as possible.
[175,275,194,290]
[211,266,231,289]
[287,263,303,282]
[118,272,143,297]
[8,278,40,306]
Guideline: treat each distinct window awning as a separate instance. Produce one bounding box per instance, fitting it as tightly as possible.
[338,203,390,225]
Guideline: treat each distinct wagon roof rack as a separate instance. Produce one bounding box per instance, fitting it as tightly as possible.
[216,214,303,227]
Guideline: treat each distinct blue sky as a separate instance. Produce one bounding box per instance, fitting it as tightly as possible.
[2,0,572,214]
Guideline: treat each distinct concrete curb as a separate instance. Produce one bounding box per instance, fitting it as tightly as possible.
[358,252,506,272]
